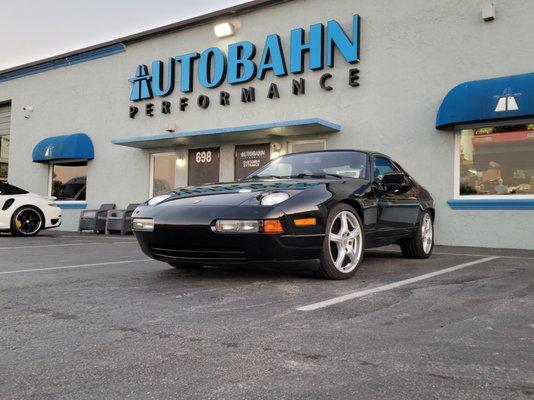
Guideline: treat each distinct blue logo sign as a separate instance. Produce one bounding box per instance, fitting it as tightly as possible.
[494,87,521,113]
[129,65,153,101]
[129,15,361,101]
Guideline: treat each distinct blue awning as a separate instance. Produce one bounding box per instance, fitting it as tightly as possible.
[32,133,94,164]
[112,118,341,149]
[436,72,534,129]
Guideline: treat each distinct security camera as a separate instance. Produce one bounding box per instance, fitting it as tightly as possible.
[22,106,33,112]
[271,142,282,151]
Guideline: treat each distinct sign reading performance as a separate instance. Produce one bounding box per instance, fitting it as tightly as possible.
[129,15,361,119]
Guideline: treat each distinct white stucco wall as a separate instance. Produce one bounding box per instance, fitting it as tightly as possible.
[1,0,533,247]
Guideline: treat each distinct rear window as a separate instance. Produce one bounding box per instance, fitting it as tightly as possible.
[0,182,28,195]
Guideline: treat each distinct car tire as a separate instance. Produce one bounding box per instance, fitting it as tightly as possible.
[167,262,205,270]
[318,203,365,280]
[10,206,44,237]
[400,210,434,259]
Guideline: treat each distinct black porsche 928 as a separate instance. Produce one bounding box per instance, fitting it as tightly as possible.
[132,150,435,280]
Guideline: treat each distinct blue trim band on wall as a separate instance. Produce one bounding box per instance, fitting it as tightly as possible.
[0,44,126,83]
[448,199,534,210]
[57,202,87,210]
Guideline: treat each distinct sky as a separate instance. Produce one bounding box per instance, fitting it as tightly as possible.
[0,0,249,70]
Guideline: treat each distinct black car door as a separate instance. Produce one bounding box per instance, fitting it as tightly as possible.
[372,156,420,238]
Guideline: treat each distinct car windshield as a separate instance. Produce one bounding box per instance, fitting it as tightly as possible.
[247,151,369,180]
[0,182,29,195]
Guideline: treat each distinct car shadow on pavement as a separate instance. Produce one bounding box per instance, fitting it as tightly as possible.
[147,249,404,283]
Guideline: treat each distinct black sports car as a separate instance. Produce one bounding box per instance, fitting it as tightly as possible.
[132,150,434,279]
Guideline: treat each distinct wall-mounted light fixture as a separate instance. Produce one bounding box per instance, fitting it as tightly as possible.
[176,156,185,168]
[270,142,282,159]
[214,22,235,38]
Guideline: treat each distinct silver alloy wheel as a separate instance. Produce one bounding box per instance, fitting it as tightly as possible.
[14,208,42,235]
[421,213,433,254]
[328,210,363,273]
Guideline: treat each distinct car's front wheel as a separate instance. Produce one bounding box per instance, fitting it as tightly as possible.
[10,206,44,237]
[400,210,434,258]
[318,203,364,280]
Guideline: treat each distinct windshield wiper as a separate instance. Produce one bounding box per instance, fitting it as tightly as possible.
[247,174,286,180]
[291,172,344,179]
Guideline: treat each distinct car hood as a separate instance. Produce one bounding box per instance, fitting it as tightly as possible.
[154,179,328,207]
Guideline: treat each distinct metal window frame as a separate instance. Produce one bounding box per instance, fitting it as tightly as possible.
[453,117,534,200]
[48,162,89,204]
[149,151,181,198]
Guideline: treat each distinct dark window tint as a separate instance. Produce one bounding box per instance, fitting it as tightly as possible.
[51,164,87,200]
[0,182,28,195]
[373,157,397,181]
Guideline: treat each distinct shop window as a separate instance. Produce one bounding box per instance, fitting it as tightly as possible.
[50,163,87,201]
[151,153,183,196]
[0,135,9,181]
[457,122,534,197]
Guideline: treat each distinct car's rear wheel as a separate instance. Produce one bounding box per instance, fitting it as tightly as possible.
[10,206,43,237]
[400,210,434,258]
[318,203,364,280]
[167,262,205,270]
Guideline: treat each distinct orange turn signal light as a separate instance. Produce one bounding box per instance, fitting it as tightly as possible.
[263,219,284,233]
[294,218,317,227]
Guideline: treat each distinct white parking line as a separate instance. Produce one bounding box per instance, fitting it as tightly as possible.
[297,256,500,312]
[0,241,138,250]
[370,248,534,261]
[0,259,156,275]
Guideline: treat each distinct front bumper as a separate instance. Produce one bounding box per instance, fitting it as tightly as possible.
[44,206,62,229]
[134,228,324,264]
[132,204,325,264]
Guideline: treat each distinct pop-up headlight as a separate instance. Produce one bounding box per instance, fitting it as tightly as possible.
[147,194,171,206]
[260,192,289,206]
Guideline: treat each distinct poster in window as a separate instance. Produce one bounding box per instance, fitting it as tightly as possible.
[234,143,271,180]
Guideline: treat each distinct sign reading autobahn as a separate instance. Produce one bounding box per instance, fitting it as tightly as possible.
[129,15,361,119]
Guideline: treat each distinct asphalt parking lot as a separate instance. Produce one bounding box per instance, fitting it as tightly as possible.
[0,232,533,400]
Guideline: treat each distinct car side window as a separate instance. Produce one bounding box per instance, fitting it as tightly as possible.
[0,182,28,195]
[373,157,398,182]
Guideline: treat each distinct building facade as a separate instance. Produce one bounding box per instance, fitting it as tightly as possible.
[1,0,533,248]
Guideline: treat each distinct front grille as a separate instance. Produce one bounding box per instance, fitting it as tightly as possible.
[150,246,246,262]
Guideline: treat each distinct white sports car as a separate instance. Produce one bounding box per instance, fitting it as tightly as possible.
[0,182,62,236]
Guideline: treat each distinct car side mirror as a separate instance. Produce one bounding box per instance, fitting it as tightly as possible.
[380,172,407,186]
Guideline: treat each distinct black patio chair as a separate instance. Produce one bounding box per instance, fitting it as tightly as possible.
[105,203,140,235]
[79,203,116,234]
